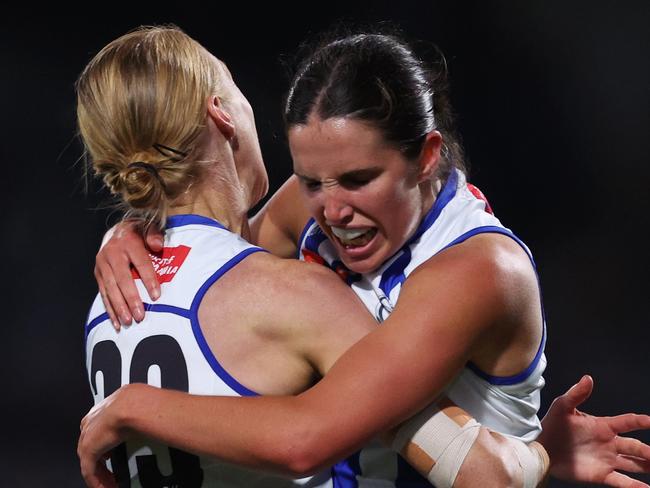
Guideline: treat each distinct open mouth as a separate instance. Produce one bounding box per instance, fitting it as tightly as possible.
[330,226,378,248]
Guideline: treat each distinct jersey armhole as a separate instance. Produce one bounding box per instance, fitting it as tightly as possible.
[188,247,268,396]
[441,226,547,386]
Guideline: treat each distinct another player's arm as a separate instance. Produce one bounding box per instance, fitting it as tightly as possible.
[385,398,549,487]
[80,242,544,485]
[249,175,310,258]
[241,256,550,487]
[265,259,550,487]
[94,219,162,328]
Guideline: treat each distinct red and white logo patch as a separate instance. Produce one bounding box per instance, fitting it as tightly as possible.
[302,248,326,266]
[467,183,494,215]
[131,245,191,284]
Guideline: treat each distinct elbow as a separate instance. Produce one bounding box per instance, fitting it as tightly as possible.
[269,424,335,477]
[262,400,357,477]
[283,433,331,478]
[282,450,325,478]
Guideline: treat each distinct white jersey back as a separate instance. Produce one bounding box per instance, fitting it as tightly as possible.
[85,214,333,488]
[299,170,547,487]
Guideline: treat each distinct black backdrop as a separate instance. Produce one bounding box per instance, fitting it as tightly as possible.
[2,2,648,486]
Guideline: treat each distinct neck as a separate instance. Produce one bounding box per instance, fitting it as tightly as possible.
[419,177,441,218]
[168,178,251,240]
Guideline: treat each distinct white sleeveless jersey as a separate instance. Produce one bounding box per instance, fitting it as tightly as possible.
[85,214,333,488]
[298,170,547,487]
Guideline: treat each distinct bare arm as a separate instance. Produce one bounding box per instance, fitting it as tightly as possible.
[249,175,310,258]
[84,245,556,488]
[388,398,549,488]
[79,243,650,487]
[79,242,507,476]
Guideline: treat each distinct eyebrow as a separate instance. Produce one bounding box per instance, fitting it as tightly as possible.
[340,167,383,179]
[294,167,383,181]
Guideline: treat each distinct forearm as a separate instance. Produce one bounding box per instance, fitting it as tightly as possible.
[110,333,445,476]
[456,431,549,488]
[98,286,478,476]
[112,383,361,476]
[388,400,549,488]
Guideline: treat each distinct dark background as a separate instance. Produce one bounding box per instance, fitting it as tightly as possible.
[2,1,648,486]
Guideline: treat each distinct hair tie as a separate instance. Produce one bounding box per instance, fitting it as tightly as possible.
[152,143,188,160]
[127,161,167,191]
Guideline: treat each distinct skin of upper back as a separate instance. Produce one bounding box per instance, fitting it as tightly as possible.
[197,251,377,395]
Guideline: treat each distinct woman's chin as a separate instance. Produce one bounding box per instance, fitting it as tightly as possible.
[335,241,389,275]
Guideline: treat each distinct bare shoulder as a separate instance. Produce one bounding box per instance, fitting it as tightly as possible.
[226,251,374,376]
[249,176,312,257]
[409,232,536,304]
[402,232,542,374]
[225,251,371,332]
[392,231,540,351]
[195,252,346,394]
[456,232,538,308]
[241,251,347,297]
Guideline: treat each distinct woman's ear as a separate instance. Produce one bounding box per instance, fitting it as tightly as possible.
[207,95,235,141]
[418,130,442,182]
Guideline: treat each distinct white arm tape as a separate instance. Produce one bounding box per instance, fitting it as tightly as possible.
[391,403,480,487]
[509,439,548,488]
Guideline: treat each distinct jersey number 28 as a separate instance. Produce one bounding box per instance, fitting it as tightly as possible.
[89,334,204,487]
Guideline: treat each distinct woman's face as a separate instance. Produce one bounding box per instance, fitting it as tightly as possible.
[289,117,433,274]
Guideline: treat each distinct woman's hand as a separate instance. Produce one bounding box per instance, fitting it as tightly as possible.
[77,385,137,488]
[95,221,163,329]
[540,375,650,487]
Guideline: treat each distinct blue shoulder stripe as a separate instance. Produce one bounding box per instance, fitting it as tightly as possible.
[297,217,317,258]
[85,304,192,339]
[440,226,546,386]
[190,246,267,397]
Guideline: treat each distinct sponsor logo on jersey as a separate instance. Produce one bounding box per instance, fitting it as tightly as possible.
[131,245,191,283]
[467,183,494,215]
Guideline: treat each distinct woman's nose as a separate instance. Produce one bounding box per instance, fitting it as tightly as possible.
[323,195,353,224]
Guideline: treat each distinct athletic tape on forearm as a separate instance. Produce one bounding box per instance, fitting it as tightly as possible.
[509,440,548,488]
[391,403,480,487]
[429,419,480,486]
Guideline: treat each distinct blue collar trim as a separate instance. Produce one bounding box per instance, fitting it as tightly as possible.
[165,214,227,230]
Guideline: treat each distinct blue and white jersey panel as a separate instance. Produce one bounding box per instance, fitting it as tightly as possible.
[298,170,547,486]
[85,214,332,487]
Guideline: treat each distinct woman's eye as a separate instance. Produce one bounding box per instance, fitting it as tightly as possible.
[339,169,379,189]
[340,177,369,189]
[304,180,321,191]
